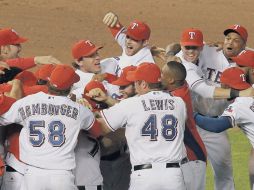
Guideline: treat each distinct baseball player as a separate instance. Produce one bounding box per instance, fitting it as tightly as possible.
[87,66,136,190]
[0,28,60,71]
[98,63,189,190]
[0,64,102,190]
[71,39,121,100]
[161,60,207,190]
[194,67,254,189]
[103,12,154,76]
[166,26,252,190]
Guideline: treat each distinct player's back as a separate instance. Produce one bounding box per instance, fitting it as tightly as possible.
[2,92,94,170]
[122,91,187,165]
[223,97,254,147]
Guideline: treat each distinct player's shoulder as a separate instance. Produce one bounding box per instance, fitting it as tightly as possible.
[234,97,254,105]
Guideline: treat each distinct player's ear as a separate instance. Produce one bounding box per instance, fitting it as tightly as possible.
[0,45,10,55]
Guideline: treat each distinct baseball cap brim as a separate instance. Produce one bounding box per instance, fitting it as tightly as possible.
[111,78,132,86]
[180,41,203,47]
[232,82,251,90]
[83,46,103,57]
[231,56,249,67]
[12,37,28,44]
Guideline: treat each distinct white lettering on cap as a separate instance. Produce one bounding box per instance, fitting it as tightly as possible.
[131,22,139,30]
[233,24,240,30]
[240,74,246,82]
[189,32,196,39]
[85,40,93,46]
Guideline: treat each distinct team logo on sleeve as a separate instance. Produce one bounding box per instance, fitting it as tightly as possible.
[225,105,233,113]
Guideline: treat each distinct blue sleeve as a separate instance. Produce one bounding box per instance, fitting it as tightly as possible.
[194,113,233,133]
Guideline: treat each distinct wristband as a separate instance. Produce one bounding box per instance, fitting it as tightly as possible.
[230,89,239,99]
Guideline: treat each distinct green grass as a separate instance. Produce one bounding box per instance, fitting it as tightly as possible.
[206,128,252,190]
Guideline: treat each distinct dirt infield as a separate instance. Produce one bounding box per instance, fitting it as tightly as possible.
[0,0,253,63]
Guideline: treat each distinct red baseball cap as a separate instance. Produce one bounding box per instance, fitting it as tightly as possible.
[231,50,254,68]
[15,70,37,86]
[180,28,203,47]
[72,40,103,60]
[126,20,151,41]
[83,80,107,95]
[224,24,248,42]
[126,63,161,83]
[34,64,56,81]
[220,67,251,90]
[0,28,27,46]
[49,65,80,90]
[112,65,137,86]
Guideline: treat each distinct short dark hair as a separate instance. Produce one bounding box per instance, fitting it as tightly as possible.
[0,67,22,84]
[48,85,71,96]
[166,61,186,86]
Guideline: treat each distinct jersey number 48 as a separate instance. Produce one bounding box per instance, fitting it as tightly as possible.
[141,114,178,141]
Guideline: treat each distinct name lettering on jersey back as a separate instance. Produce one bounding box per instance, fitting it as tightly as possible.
[18,103,79,120]
[206,68,222,84]
[142,99,175,111]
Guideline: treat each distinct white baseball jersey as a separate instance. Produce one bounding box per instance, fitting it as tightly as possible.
[101,91,187,166]
[0,92,95,170]
[176,51,215,98]
[222,97,254,147]
[193,45,236,116]
[71,68,121,100]
[114,30,155,76]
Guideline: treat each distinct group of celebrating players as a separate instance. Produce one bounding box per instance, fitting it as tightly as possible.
[0,11,254,190]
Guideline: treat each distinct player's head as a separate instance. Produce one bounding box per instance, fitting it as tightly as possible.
[0,67,22,84]
[231,50,254,84]
[48,64,80,96]
[180,28,203,63]
[161,61,186,91]
[126,63,161,95]
[34,64,56,85]
[0,28,27,60]
[112,65,137,99]
[220,67,250,91]
[72,39,102,74]
[125,20,151,56]
[223,24,247,58]
[15,70,37,86]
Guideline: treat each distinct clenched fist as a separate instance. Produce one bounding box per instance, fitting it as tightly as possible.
[103,12,118,28]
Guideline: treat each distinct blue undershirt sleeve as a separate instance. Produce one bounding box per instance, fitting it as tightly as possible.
[194,113,233,133]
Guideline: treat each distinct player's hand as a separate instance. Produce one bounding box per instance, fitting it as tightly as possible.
[0,61,10,74]
[103,12,118,28]
[92,73,107,82]
[205,41,223,51]
[150,46,166,61]
[34,56,61,65]
[77,98,93,110]
[165,43,181,57]
[86,88,107,102]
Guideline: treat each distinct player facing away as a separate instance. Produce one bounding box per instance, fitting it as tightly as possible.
[0,64,102,190]
[161,61,207,190]
[98,63,189,190]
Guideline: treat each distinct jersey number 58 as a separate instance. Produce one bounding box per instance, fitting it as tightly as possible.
[29,120,66,147]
